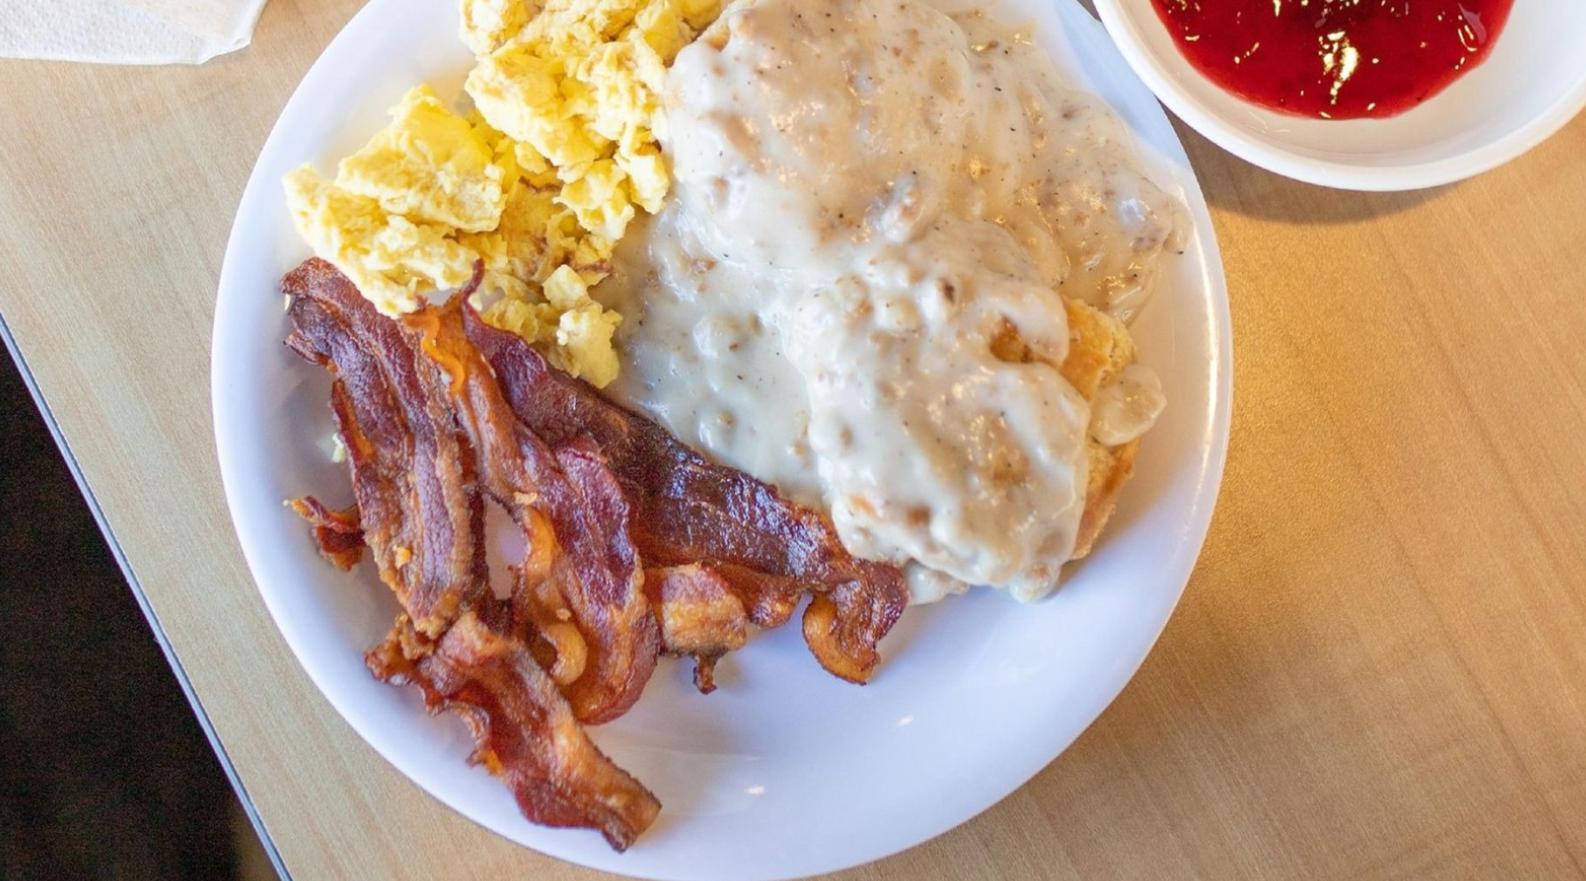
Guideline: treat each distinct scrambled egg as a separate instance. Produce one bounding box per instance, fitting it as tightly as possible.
[464,0,717,236]
[460,0,532,56]
[487,265,624,387]
[337,84,508,231]
[283,0,721,387]
[285,163,479,316]
[285,85,502,315]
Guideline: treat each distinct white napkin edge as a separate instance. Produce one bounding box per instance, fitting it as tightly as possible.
[0,0,268,66]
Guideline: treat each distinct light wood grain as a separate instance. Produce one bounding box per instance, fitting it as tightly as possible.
[3,0,1584,877]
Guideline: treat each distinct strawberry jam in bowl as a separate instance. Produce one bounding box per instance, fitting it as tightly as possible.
[1094,0,1586,189]
[1149,0,1513,120]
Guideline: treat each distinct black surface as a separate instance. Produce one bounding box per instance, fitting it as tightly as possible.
[0,350,241,880]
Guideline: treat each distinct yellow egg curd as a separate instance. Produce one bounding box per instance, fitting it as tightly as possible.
[283,0,722,387]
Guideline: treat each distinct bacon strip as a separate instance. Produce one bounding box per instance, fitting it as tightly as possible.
[281,255,911,851]
[465,313,909,683]
[404,305,658,723]
[283,258,661,844]
[287,259,659,721]
[287,497,364,570]
[367,611,660,851]
[644,565,749,693]
[285,259,485,638]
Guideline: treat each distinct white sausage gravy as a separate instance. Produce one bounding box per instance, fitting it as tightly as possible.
[597,0,1179,603]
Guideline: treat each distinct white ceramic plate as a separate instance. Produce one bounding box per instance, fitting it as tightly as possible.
[1094,0,1586,190]
[211,0,1231,878]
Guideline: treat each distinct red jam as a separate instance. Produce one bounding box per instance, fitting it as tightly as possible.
[1148,0,1514,119]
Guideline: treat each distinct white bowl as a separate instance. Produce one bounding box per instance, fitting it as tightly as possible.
[1093,0,1586,190]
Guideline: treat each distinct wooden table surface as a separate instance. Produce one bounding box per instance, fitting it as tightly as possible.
[4,0,1585,877]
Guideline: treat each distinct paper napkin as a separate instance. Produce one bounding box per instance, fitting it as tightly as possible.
[0,0,270,65]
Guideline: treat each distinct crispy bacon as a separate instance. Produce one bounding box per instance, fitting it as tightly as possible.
[287,497,364,570]
[285,259,486,638]
[465,313,909,683]
[284,258,662,845]
[281,255,912,850]
[404,305,658,724]
[644,565,749,693]
[286,259,658,723]
[367,611,660,851]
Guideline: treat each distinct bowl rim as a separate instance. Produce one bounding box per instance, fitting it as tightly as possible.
[1092,0,1586,191]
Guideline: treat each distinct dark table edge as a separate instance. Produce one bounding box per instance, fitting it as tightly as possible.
[0,310,292,881]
